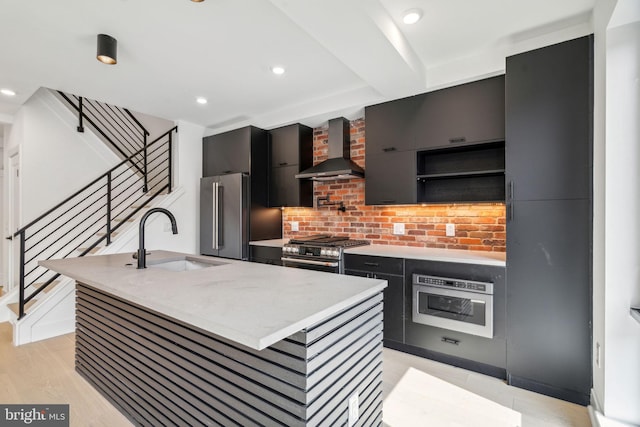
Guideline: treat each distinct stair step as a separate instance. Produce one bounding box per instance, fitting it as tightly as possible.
[130,204,150,209]
[33,280,61,292]
[96,231,119,238]
[8,300,37,317]
[77,247,102,255]
[115,217,135,223]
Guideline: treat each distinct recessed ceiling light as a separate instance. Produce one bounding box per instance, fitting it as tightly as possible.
[1,88,16,97]
[402,9,423,25]
[271,66,286,76]
[196,96,208,105]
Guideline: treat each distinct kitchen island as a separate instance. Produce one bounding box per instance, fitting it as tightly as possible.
[41,251,387,427]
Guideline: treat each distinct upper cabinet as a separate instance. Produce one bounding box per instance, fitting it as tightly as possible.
[268,124,314,207]
[413,75,505,150]
[506,39,592,201]
[364,75,505,205]
[365,96,421,154]
[203,126,267,177]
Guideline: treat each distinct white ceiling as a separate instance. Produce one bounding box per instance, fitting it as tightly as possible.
[0,0,595,135]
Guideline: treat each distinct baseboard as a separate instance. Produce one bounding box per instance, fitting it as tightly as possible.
[384,340,507,380]
[588,389,638,427]
[507,374,590,406]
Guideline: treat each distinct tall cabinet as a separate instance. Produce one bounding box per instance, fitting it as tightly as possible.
[505,35,593,405]
[268,124,314,207]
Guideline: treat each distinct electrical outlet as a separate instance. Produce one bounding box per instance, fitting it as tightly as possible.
[348,393,359,427]
[393,223,405,235]
[291,221,299,232]
[446,223,455,237]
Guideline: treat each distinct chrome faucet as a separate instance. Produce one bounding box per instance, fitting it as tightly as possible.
[137,208,178,269]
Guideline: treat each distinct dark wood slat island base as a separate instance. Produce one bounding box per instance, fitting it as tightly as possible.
[75,282,384,427]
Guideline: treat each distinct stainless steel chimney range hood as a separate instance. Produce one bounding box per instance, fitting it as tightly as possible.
[295,117,364,181]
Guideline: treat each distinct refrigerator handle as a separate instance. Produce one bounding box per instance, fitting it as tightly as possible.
[212,182,220,249]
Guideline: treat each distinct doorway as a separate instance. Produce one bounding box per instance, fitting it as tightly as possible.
[7,149,20,291]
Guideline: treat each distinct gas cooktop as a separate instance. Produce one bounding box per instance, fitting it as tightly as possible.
[287,234,370,248]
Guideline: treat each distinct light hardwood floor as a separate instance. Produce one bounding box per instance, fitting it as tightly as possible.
[0,323,590,426]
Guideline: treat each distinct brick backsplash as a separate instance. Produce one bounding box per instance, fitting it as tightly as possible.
[282,118,506,252]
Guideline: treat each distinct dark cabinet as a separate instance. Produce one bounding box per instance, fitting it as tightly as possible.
[203,126,261,177]
[249,245,282,266]
[506,199,591,400]
[365,96,420,153]
[268,124,313,207]
[365,150,416,205]
[344,254,405,344]
[364,75,504,206]
[505,36,593,405]
[506,39,592,201]
[414,75,505,150]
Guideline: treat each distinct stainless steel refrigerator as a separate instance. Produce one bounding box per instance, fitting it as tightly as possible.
[200,173,249,260]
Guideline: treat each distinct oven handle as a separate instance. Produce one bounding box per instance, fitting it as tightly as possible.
[281,257,340,268]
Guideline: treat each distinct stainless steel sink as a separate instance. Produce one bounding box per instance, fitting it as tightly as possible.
[147,257,227,272]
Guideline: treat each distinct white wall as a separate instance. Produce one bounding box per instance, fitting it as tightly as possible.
[130,110,175,142]
[14,88,120,224]
[116,120,203,254]
[601,15,640,425]
[591,0,617,417]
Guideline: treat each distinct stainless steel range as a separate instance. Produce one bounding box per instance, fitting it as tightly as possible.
[281,234,369,274]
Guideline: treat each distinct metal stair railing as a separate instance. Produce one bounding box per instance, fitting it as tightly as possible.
[56,91,154,191]
[10,126,177,319]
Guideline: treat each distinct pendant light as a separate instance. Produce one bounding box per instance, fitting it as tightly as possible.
[97,34,117,65]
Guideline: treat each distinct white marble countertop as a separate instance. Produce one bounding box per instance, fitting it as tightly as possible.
[40,251,386,351]
[249,238,505,267]
[249,239,288,248]
[345,245,506,267]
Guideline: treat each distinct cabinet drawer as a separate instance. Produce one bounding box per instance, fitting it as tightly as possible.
[405,323,506,368]
[249,245,283,266]
[344,254,403,276]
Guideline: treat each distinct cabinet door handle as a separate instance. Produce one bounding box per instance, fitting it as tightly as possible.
[441,337,460,345]
[382,147,397,152]
[380,200,396,204]
[449,137,466,144]
[223,170,232,174]
[506,203,513,222]
[279,162,288,166]
[507,181,514,200]
[364,262,379,267]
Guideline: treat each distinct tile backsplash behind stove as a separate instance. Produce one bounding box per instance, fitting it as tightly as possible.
[282,118,506,252]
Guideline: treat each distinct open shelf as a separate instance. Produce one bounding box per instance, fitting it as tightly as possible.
[416,141,505,204]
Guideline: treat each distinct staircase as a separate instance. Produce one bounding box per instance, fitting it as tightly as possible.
[1,91,178,344]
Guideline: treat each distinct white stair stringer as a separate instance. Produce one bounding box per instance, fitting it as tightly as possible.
[11,277,76,346]
[0,287,19,323]
[9,186,186,346]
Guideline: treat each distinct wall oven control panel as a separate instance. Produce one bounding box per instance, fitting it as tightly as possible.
[414,274,493,294]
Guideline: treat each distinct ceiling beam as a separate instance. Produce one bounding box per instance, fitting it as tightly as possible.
[268,0,427,101]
